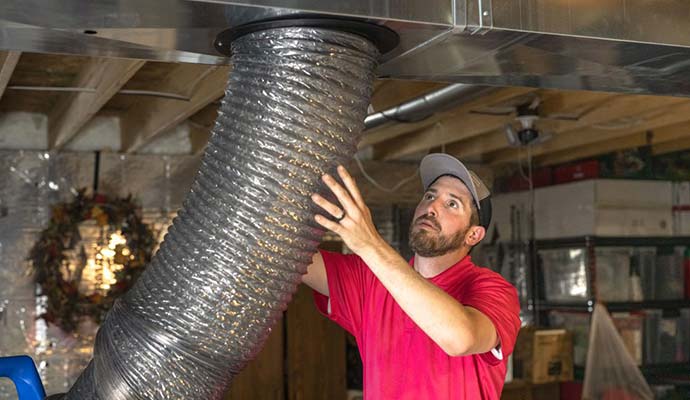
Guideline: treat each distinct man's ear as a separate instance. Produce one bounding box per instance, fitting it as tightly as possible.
[466,225,486,247]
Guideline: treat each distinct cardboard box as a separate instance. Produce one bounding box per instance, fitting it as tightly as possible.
[611,312,644,366]
[673,182,690,235]
[673,182,690,205]
[513,328,574,384]
[673,210,690,235]
[534,180,673,239]
[493,180,676,240]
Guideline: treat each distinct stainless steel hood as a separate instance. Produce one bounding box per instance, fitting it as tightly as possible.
[4,0,690,96]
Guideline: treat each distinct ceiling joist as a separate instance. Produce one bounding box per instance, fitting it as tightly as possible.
[0,51,21,101]
[537,121,690,166]
[487,101,690,165]
[49,57,146,149]
[367,87,537,156]
[372,89,618,161]
[119,65,229,153]
[447,93,685,161]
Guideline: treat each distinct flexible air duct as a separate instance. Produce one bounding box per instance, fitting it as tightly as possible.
[63,26,379,399]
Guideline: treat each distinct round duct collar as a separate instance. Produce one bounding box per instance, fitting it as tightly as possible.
[214,17,399,57]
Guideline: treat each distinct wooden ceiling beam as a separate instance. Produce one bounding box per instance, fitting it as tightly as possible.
[372,89,616,161]
[446,95,684,159]
[0,51,21,101]
[373,113,510,160]
[49,57,145,149]
[120,65,229,153]
[187,103,219,155]
[362,86,537,148]
[653,135,690,155]
[487,101,690,165]
[536,121,690,165]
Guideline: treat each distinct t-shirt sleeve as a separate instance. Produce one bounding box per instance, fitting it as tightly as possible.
[462,271,522,366]
[313,249,369,337]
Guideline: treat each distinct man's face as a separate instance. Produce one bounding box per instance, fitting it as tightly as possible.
[408,176,474,257]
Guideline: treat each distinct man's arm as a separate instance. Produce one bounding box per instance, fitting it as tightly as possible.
[303,252,329,296]
[310,166,498,357]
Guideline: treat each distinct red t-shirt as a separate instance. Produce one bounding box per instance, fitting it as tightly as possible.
[313,250,521,399]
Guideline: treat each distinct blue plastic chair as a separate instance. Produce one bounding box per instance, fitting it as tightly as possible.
[0,355,46,400]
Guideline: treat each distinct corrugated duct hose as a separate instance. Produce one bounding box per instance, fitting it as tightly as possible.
[62,23,385,399]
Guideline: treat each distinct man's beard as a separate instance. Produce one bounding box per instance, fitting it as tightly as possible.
[408,215,468,258]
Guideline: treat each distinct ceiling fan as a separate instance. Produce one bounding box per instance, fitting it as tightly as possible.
[500,101,553,147]
[470,94,604,122]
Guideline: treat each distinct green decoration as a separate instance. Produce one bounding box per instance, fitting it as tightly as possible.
[29,189,156,333]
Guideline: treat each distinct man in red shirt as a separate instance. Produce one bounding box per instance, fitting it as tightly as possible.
[304,153,521,399]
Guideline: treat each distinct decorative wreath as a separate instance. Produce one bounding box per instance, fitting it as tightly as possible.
[29,190,156,333]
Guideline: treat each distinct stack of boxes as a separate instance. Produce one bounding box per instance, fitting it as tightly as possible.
[491,178,690,389]
[491,179,689,239]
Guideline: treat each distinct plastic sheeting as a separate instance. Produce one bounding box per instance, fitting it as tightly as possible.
[64,27,378,399]
[583,304,653,400]
[0,151,200,398]
[0,151,90,397]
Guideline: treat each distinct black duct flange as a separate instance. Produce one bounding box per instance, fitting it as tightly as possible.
[214,16,399,57]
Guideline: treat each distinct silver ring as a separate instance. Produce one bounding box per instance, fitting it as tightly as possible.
[335,211,346,222]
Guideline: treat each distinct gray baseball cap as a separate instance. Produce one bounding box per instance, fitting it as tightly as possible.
[419,153,492,229]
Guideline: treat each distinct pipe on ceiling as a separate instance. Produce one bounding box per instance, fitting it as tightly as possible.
[364,83,491,131]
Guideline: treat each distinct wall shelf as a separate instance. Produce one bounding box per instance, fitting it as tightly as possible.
[574,364,690,385]
[537,300,690,313]
[536,236,690,249]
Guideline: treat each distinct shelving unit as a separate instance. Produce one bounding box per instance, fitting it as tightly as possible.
[532,235,690,387]
[537,299,690,313]
[534,236,690,317]
[536,236,690,250]
[574,364,690,386]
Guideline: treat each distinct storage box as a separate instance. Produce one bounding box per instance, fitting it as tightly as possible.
[548,312,646,367]
[553,160,600,184]
[672,182,690,235]
[503,167,553,192]
[595,247,632,302]
[611,312,644,366]
[654,247,685,301]
[548,312,590,366]
[644,309,690,364]
[673,209,690,235]
[534,180,673,239]
[513,328,574,384]
[539,248,590,302]
[673,182,690,205]
[634,247,657,301]
[599,147,653,179]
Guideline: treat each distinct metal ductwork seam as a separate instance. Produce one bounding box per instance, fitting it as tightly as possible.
[63,26,379,399]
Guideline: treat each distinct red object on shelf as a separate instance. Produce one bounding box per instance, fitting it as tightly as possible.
[554,160,600,184]
[505,167,553,192]
[560,381,582,400]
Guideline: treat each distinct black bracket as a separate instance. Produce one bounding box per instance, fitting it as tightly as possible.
[214,16,399,57]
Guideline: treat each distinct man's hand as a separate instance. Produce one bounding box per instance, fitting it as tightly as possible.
[311,165,386,255]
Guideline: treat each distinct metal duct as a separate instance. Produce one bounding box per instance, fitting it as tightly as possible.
[364,83,490,131]
[62,26,379,399]
[9,1,690,97]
